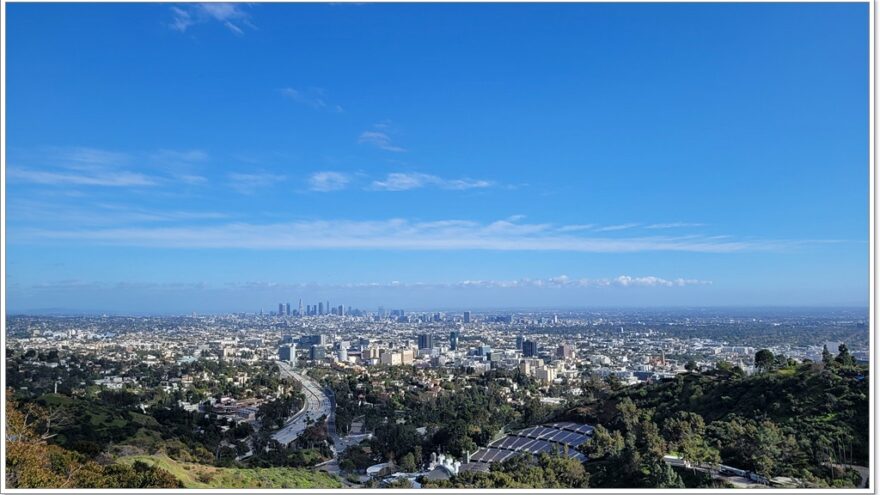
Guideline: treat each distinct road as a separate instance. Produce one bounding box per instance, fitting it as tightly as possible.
[271,362,332,446]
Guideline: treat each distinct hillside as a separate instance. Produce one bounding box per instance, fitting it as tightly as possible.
[119,454,342,489]
[559,357,868,487]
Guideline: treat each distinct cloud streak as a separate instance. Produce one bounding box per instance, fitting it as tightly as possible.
[281,87,343,112]
[15,217,801,253]
[22,275,710,293]
[358,123,406,152]
[370,172,494,191]
[9,168,157,187]
[308,171,351,192]
[169,4,254,35]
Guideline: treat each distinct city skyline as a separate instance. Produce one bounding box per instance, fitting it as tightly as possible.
[6,2,870,313]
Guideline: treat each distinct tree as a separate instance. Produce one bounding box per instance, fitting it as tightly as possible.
[5,390,181,488]
[836,344,855,367]
[399,452,417,473]
[584,424,624,458]
[685,360,698,372]
[754,349,775,371]
[822,345,833,365]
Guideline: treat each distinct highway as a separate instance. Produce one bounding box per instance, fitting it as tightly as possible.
[271,361,332,446]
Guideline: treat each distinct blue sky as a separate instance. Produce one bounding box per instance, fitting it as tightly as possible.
[5,3,869,313]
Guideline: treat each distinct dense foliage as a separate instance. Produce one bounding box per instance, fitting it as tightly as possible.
[5,392,182,488]
[561,348,868,488]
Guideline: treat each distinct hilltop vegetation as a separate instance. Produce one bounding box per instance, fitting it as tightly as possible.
[5,391,181,488]
[118,454,341,489]
[5,391,341,489]
[561,347,868,488]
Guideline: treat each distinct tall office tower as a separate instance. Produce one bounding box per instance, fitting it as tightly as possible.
[463,311,471,323]
[318,302,324,315]
[378,306,386,318]
[285,303,291,316]
[279,344,294,362]
[516,335,524,350]
[449,331,459,351]
[338,305,344,316]
[298,298,303,316]
[278,303,284,316]
[553,314,558,324]
[417,333,434,350]
[556,343,574,360]
[310,345,325,361]
[326,301,330,315]
[433,312,442,322]
[523,340,538,357]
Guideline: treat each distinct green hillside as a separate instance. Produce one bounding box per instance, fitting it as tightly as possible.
[560,356,868,488]
[119,454,342,489]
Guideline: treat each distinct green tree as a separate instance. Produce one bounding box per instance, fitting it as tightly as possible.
[399,452,417,473]
[822,345,834,365]
[836,344,855,367]
[754,349,775,371]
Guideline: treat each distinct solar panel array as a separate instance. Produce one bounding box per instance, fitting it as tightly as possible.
[468,422,592,466]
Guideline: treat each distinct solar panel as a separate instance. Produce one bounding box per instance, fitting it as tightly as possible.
[568,436,588,447]
[548,430,570,442]
[573,424,594,435]
[518,426,541,438]
[534,427,558,440]
[470,448,492,462]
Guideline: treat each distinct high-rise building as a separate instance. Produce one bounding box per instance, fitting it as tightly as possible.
[418,333,434,350]
[299,298,303,316]
[299,334,327,346]
[279,344,294,362]
[326,301,330,315]
[463,311,471,323]
[449,331,459,351]
[556,343,574,360]
[338,305,344,316]
[310,345,325,361]
[278,303,284,316]
[285,303,291,316]
[516,335,524,351]
[318,302,324,315]
[523,340,538,357]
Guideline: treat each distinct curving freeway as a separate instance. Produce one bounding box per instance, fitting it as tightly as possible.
[272,361,332,446]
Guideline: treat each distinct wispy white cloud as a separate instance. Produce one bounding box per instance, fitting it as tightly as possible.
[308,171,351,192]
[451,275,711,289]
[8,198,229,227]
[9,168,157,187]
[358,123,406,152]
[15,216,798,253]
[280,87,343,112]
[594,223,640,232]
[370,172,493,191]
[23,276,708,293]
[556,224,594,233]
[227,172,280,194]
[645,222,706,229]
[169,3,254,35]
[10,147,211,188]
